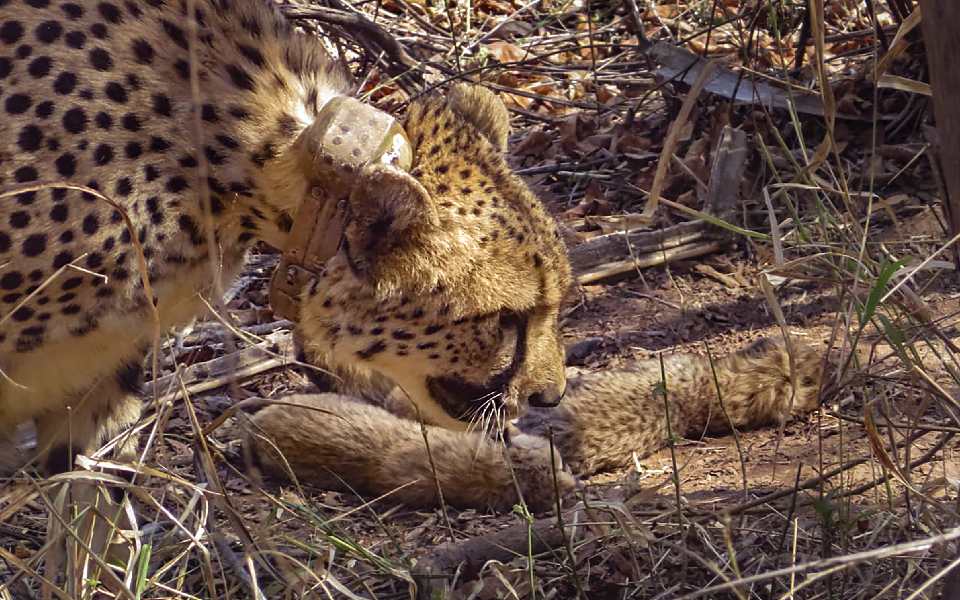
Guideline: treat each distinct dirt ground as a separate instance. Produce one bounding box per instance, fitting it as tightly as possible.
[0,153,956,600]
[2,182,960,599]
[3,9,960,592]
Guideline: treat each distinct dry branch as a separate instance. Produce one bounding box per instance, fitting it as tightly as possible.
[282,4,423,86]
[920,0,960,267]
[575,241,723,285]
[569,125,748,285]
[144,331,294,403]
[412,510,585,599]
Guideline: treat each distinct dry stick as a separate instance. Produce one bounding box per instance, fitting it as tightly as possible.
[566,220,708,274]
[656,354,685,531]
[576,241,723,285]
[143,331,294,403]
[548,430,586,600]
[412,511,583,595]
[835,432,955,501]
[0,546,71,600]
[674,520,960,600]
[283,6,421,79]
[568,125,748,285]
[179,377,283,592]
[639,59,718,223]
[31,479,137,600]
[413,413,457,544]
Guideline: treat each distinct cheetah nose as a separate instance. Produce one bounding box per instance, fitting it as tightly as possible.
[527,384,565,408]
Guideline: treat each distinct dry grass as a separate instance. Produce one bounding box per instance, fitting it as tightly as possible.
[3,0,960,598]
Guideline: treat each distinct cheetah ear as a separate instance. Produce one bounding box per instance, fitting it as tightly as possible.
[344,163,440,278]
[448,84,511,153]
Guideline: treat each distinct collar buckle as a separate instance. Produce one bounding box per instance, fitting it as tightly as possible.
[269,96,412,321]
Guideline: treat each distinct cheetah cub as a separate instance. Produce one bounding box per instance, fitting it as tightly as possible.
[247,338,822,512]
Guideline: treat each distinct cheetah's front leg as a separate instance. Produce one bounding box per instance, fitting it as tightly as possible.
[33,360,145,595]
[33,361,144,475]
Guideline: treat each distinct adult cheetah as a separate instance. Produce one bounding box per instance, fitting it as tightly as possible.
[0,0,570,474]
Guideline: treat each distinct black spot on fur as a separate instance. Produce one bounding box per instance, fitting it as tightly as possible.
[104,81,128,103]
[0,21,25,46]
[6,93,32,114]
[131,38,153,63]
[89,47,112,71]
[98,2,124,24]
[28,55,52,77]
[64,30,85,48]
[62,107,87,133]
[115,360,143,394]
[236,43,265,67]
[357,339,387,360]
[35,21,62,44]
[152,93,172,116]
[161,20,187,49]
[61,3,84,19]
[122,113,142,131]
[226,64,255,91]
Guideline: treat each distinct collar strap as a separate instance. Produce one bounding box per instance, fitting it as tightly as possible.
[269,95,412,321]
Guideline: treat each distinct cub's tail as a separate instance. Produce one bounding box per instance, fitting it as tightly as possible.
[517,338,825,476]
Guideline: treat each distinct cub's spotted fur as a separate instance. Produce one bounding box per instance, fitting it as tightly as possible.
[248,339,823,512]
[246,394,576,513]
[0,0,569,473]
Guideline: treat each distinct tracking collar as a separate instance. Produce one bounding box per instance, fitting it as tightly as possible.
[269,95,412,321]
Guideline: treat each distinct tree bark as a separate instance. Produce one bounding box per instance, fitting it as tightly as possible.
[920,0,960,266]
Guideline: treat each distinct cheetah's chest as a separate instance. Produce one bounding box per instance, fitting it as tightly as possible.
[0,256,243,427]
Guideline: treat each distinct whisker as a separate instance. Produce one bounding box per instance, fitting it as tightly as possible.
[463,389,501,432]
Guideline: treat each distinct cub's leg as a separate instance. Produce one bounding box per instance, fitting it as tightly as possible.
[518,338,824,476]
[245,394,575,513]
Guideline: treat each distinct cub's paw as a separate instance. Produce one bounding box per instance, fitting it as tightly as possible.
[498,430,577,513]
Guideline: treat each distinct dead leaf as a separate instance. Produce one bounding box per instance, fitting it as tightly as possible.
[562,180,612,219]
[614,133,653,155]
[475,0,515,14]
[485,40,527,63]
[558,113,599,154]
[513,128,553,157]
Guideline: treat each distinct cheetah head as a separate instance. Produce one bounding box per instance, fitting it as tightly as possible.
[296,84,571,430]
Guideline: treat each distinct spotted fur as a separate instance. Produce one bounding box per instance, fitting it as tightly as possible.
[0,0,570,471]
[297,86,571,429]
[247,339,823,511]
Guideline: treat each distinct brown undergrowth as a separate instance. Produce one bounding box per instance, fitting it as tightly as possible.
[3,0,960,598]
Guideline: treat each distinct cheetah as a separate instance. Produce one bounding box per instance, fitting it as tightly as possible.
[0,0,569,475]
[247,338,824,512]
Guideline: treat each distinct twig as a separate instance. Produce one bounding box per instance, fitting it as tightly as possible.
[640,58,718,222]
[144,331,294,402]
[719,429,949,518]
[576,241,723,285]
[412,508,587,598]
[675,523,960,599]
[282,5,423,85]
